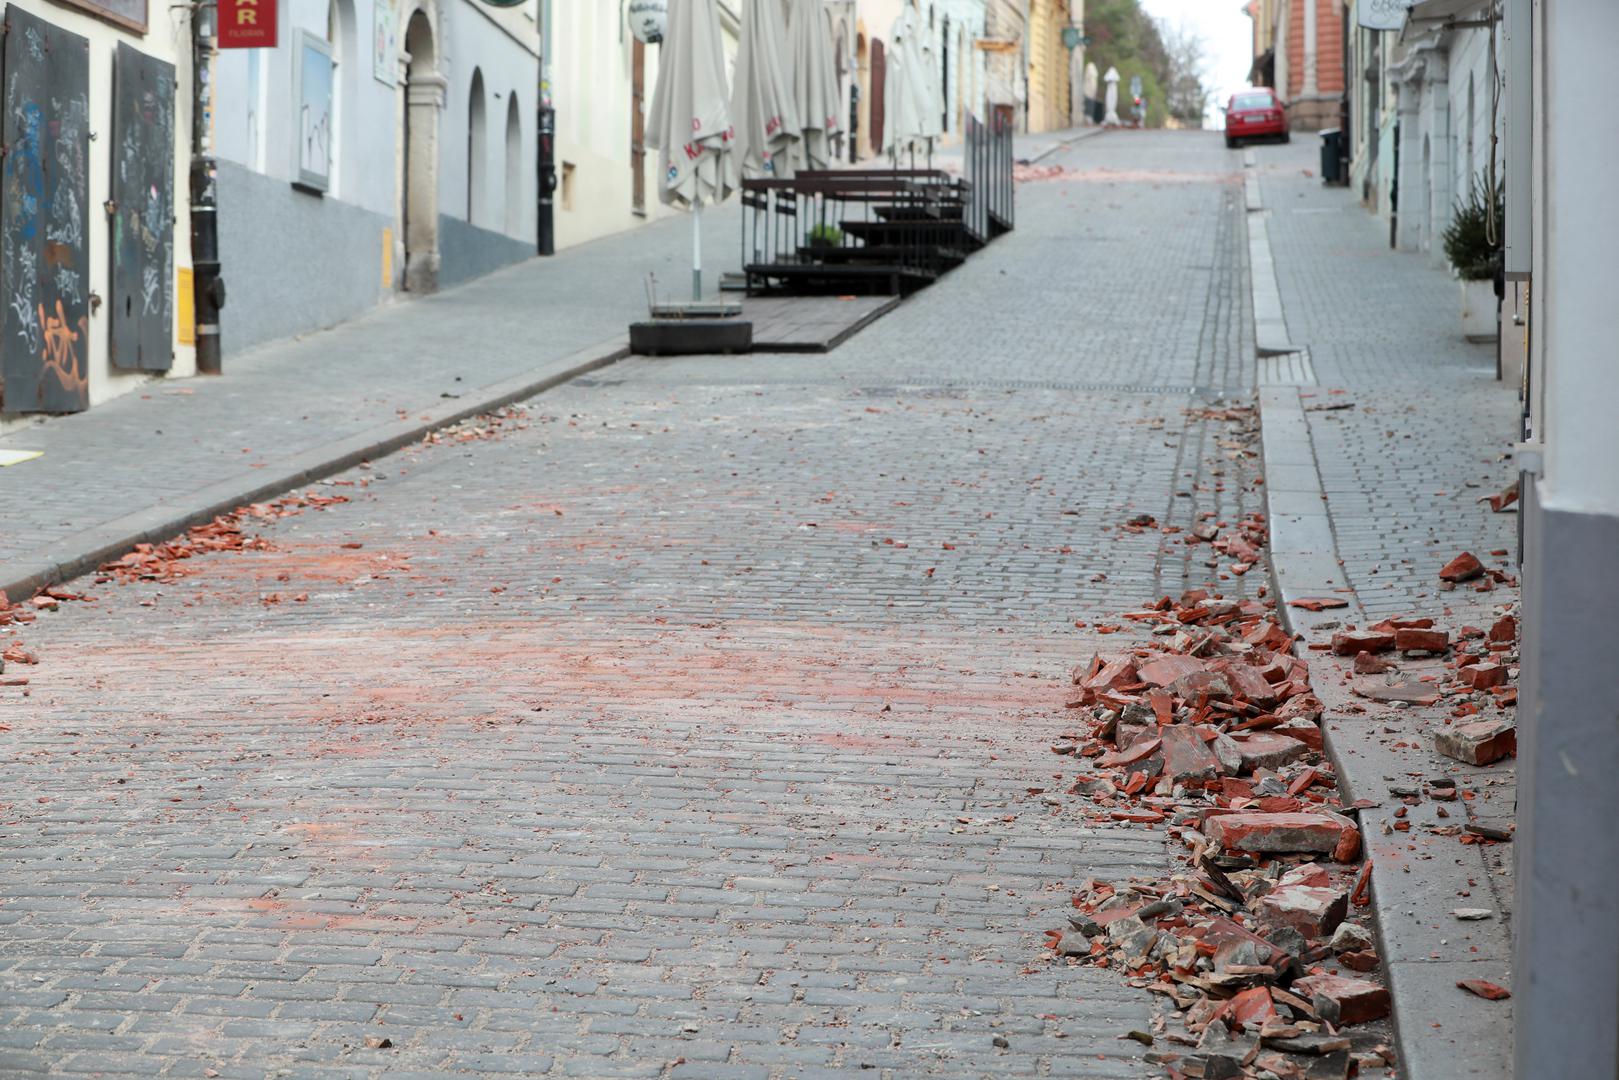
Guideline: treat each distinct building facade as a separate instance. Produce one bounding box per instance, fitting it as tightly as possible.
[854,0,991,158]
[1261,0,1346,131]
[1385,4,1499,263]
[0,0,195,424]
[210,0,541,352]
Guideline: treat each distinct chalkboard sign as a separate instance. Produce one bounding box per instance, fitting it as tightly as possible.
[1,7,92,414]
[110,42,175,371]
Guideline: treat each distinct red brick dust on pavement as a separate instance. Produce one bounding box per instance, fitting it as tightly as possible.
[0,393,1222,1078]
[0,132,1263,1078]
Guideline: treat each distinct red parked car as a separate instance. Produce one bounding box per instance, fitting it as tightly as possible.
[1225,88,1290,148]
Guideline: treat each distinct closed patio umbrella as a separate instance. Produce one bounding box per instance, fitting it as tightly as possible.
[882,7,937,158]
[786,0,841,171]
[730,0,801,180]
[647,0,738,298]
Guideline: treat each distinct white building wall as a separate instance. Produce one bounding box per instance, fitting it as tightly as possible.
[209,0,538,350]
[439,0,539,238]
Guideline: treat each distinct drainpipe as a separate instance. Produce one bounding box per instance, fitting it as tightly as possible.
[190,0,225,373]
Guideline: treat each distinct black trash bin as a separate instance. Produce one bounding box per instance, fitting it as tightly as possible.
[1319,128,1344,185]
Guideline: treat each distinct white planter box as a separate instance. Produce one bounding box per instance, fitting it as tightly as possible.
[1461,278,1499,343]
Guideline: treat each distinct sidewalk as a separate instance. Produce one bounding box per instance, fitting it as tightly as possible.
[1248,141,1519,1079]
[0,205,740,600]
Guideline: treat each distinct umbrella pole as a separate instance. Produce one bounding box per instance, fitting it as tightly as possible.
[692,201,703,301]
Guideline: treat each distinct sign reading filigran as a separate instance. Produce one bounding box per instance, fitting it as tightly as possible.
[219,0,277,48]
[1,6,92,414]
[110,42,176,372]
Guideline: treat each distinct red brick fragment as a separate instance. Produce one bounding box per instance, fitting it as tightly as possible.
[1331,630,1396,656]
[1276,719,1324,752]
[1229,985,1279,1031]
[1160,725,1223,783]
[1457,979,1511,1001]
[1488,615,1517,643]
[1136,654,1207,688]
[1459,662,1507,690]
[1203,811,1360,859]
[1289,597,1350,611]
[1230,732,1310,772]
[1339,949,1380,972]
[1258,884,1348,939]
[1395,627,1450,653]
[1218,661,1280,708]
[1439,552,1485,583]
[1275,694,1323,724]
[1098,738,1163,769]
[1434,720,1516,766]
[1292,974,1391,1025]
[1353,652,1395,675]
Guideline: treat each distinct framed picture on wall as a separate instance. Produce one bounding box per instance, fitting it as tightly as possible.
[293,31,333,192]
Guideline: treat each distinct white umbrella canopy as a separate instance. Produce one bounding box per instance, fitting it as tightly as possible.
[882,8,937,156]
[646,0,738,298]
[730,0,801,180]
[646,0,738,208]
[786,0,842,171]
[914,21,945,139]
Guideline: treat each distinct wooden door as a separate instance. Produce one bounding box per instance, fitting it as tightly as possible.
[632,39,647,214]
[871,40,886,153]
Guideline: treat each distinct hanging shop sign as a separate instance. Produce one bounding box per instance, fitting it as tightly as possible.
[218,0,278,48]
[628,0,667,44]
[1360,0,1416,31]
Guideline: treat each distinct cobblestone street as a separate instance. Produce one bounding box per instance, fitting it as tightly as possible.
[0,132,1264,1078]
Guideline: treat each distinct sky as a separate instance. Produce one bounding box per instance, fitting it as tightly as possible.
[1137,0,1256,126]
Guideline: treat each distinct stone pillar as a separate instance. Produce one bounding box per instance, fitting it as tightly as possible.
[1395,77,1423,252]
[1515,0,1619,1073]
[404,71,446,293]
[1302,0,1317,96]
[1422,50,1450,265]
[1274,0,1290,103]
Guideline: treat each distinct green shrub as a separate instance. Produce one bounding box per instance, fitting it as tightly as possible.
[807,224,843,248]
[1442,174,1505,281]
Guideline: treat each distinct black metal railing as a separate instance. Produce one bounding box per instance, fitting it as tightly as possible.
[737,120,1012,298]
[964,109,1015,238]
[741,170,969,296]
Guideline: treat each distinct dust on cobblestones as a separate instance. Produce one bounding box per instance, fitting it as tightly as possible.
[0,132,1260,1079]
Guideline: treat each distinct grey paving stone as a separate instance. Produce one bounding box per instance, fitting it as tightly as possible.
[0,130,1263,1079]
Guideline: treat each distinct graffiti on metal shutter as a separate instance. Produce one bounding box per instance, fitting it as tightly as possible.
[111,42,176,372]
[1,6,92,413]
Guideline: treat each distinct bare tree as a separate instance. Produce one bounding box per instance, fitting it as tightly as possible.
[1157,18,1212,128]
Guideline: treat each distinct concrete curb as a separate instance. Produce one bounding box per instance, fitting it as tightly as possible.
[1242,160,1299,357]
[1028,126,1107,164]
[0,336,630,604]
[1252,270,1515,1079]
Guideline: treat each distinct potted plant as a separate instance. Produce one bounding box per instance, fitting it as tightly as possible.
[806,224,844,250]
[1441,174,1504,343]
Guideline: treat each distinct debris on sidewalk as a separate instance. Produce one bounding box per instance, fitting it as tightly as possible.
[95,491,352,585]
[1049,574,1400,1076]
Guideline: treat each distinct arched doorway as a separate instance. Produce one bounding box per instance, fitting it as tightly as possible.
[467,68,487,224]
[403,9,445,292]
[504,94,522,235]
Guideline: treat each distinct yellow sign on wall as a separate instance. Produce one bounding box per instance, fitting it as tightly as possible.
[176,268,196,346]
[381,227,393,288]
